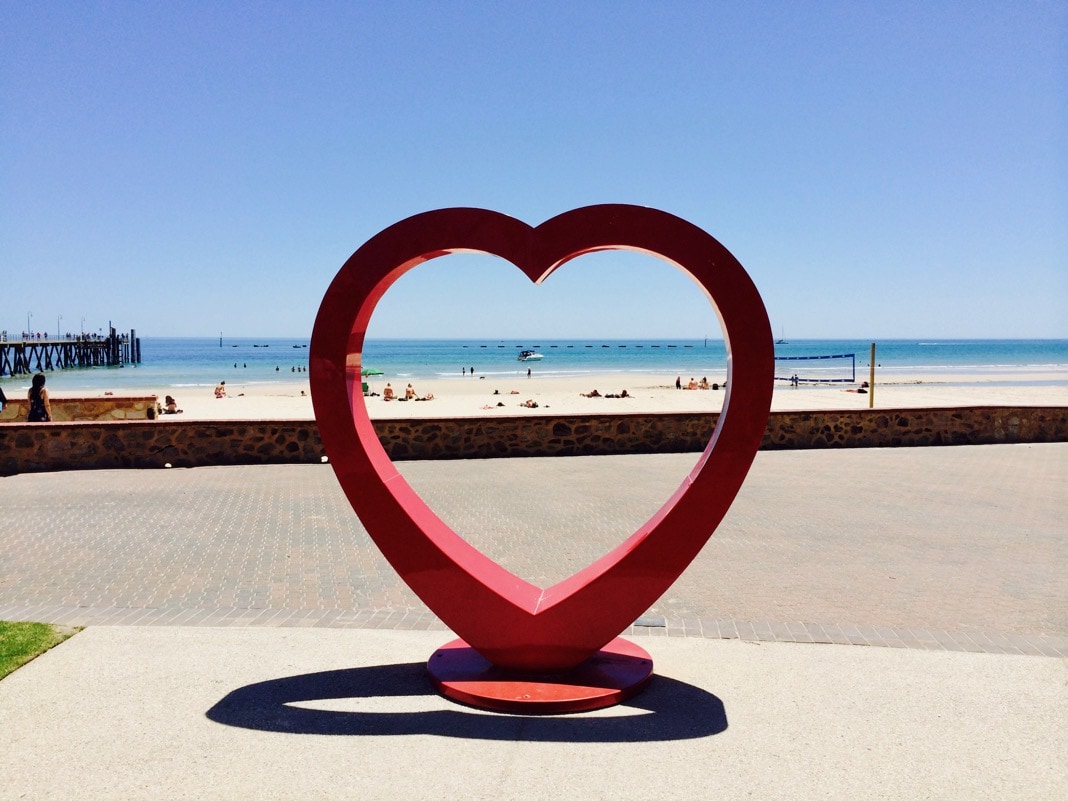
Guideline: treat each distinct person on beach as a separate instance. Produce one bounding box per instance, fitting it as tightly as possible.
[675,376,682,390]
[214,381,226,398]
[383,383,395,400]
[164,395,183,414]
[405,383,416,400]
[580,389,601,397]
[27,373,51,422]
[699,377,710,390]
[686,377,698,390]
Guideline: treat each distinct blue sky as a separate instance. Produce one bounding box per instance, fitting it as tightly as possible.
[2,2,1065,339]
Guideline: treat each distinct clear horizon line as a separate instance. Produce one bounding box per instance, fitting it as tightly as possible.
[132,335,1068,342]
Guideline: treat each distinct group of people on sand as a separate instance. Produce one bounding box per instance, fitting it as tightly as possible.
[148,395,184,418]
[382,382,434,402]
[483,389,540,409]
[580,389,629,398]
[676,376,721,391]
[214,381,249,399]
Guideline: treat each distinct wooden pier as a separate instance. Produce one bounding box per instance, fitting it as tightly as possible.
[0,327,140,377]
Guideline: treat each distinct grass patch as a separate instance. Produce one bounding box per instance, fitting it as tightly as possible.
[0,621,79,681]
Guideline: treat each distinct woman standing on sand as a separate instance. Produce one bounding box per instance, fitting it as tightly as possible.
[27,373,51,422]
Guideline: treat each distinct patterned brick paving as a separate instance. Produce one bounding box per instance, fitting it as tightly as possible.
[1,444,1065,656]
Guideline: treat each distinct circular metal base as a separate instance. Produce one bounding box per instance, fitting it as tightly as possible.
[427,637,653,714]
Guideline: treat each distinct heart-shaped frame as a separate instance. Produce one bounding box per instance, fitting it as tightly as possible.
[310,205,772,674]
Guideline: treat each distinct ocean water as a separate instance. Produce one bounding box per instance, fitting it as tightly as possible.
[1,337,1066,394]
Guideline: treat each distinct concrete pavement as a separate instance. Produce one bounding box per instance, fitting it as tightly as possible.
[1,444,1066,798]
[2,627,1065,800]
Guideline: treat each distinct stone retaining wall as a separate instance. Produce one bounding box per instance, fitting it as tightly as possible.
[1,406,1064,475]
[0,395,158,422]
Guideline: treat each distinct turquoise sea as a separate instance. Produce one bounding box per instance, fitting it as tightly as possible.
[2,337,1066,395]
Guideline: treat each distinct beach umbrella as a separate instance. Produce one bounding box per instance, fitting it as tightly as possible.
[361,368,384,376]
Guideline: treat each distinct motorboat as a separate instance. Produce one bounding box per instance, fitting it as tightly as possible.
[517,350,543,361]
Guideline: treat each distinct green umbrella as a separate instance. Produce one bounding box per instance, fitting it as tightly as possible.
[361,368,384,376]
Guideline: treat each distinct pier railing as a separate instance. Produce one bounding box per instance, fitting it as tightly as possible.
[0,327,140,377]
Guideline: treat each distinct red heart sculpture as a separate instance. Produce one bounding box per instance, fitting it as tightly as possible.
[310,205,772,673]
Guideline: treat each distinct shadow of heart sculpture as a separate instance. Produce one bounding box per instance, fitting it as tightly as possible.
[309,205,773,684]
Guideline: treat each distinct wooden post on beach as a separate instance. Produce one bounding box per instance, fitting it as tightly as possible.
[869,342,876,408]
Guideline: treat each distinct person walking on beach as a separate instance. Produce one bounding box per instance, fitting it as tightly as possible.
[27,373,51,422]
[675,376,682,390]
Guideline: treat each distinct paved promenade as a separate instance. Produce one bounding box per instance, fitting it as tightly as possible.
[1,444,1066,800]
[2,444,1066,653]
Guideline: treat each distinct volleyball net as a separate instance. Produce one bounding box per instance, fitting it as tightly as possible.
[774,353,856,384]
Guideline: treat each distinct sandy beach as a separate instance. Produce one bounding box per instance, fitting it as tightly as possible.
[38,367,1068,421]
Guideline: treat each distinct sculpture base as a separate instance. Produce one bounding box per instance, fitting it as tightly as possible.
[427,637,653,714]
